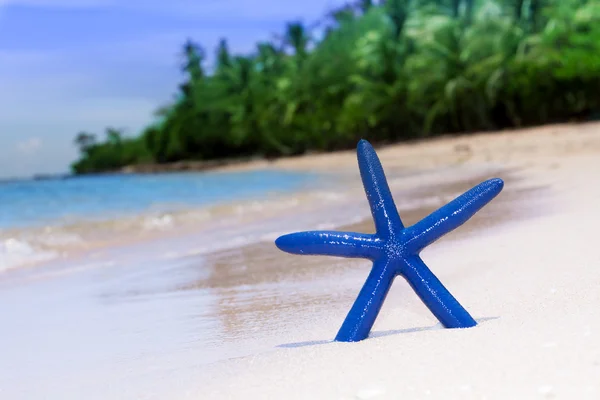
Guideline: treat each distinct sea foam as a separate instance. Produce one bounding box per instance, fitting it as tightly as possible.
[0,237,58,272]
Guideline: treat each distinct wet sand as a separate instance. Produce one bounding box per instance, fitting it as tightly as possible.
[2,122,600,399]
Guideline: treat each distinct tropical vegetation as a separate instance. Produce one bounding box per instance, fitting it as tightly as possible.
[72,0,600,174]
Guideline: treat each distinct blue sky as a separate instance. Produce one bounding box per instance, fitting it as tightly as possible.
[0,0,346,178]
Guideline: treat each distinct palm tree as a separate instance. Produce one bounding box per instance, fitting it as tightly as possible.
[74,132,96,152]
[383,0,410,38]
[105,127,123,145]
[181,39,205,82]
[358,0,375,14]
[284,21,311,62]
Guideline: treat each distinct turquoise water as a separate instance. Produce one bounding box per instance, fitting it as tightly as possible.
[0,170,319,229]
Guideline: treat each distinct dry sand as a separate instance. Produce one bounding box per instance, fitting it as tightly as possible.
[194,123,600,399]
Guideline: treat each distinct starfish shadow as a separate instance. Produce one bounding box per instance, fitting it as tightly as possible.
[277,317,500,349]
[370,316,500,339]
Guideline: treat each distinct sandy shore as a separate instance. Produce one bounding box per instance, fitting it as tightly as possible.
[195,123,600,399]
[2,122,600,399]
[213,121,600,173]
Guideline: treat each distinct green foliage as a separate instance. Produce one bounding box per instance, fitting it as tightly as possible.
[71,128,152,174]
[71,0,600,174]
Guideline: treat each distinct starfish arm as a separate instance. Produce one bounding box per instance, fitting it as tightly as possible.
[335,257,397,342]
[275,231,383,259]
[357,140,404,237]
[403,178,504,253]
[401,256,477,328]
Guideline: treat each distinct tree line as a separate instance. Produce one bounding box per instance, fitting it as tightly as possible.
[71,0,600,174]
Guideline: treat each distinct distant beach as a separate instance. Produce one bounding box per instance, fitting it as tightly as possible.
[1,122,600,399]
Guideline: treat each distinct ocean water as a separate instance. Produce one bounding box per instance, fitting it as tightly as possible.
[0,163,502,273]
[0,170,333,271]
[0,170,320,229]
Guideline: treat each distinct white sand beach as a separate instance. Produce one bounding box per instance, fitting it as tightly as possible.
[196,123,600,399]
[1,123,600,399]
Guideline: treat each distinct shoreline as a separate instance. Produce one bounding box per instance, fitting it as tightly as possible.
[4,119,597,277]
[120,155,267,175]
[0,158,510,281]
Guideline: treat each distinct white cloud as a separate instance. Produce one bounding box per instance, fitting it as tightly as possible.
[16,137,42,155]
[0,96,155,178]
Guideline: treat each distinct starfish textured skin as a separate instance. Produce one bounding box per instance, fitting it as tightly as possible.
[275,140,504,342]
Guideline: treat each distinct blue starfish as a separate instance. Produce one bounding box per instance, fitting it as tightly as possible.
[275,140,504,342]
